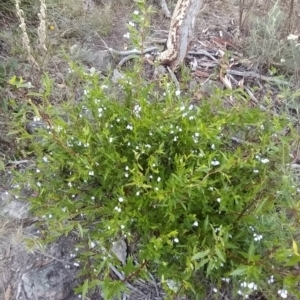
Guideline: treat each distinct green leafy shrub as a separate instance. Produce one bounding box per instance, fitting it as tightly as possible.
[11,66,300,299]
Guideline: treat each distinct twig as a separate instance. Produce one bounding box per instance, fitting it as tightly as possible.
[108,47,159,56]
[7,160,30,165]
[159,0,171,18]
[118,54,140,67]
[188,50,219,62]
[167,66,180,90]
[226,69,290,85]
[109,264,146,297]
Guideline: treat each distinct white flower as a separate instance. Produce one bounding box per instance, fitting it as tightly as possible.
[124,172,129,178]
[114,206,121,213]
[126,124,133,130]
[253,169,259,173]
[74,262,80,267]
[89,171,94,176]
[48,214,52,219]
[253,233,263,241]
[120,224,125,229]
[62,207,67,212]
[216,198,221,203]
[157,177,161,182]
[211,144,215,150]
[192,221,198,227]
[261,158,269,164]
[267,275,275,284]
[36,169,41,173]
[68,182,72,187]
[42,156,49,162]
[133,10,139,15]
[37,182,41,187]
[123,32,130,39]
[173,238,179,243]
[136,191,140,196]
[90,241,96,248]
[278,289,288,298]
[213,288,218,293]
[211,160,220,166]
[118,197,124,203]
[175,90,181,96]
[33,116,41,121]
[128,21,135,27]
[287,34,298,40]
[180,105,185,111]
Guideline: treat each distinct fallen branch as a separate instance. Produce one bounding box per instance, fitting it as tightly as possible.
[226,69,290,86]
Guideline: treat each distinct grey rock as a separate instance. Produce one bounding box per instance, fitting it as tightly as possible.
[20,262,76,300]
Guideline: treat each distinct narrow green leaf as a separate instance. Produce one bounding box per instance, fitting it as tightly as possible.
[82,279,89,299]
[230,265,249,276]
[191,250,210,261]
[0,160,5,171]
[215,246,225,262]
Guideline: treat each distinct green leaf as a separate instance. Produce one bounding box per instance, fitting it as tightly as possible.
[215,246,225,262]
[191,250,210,261]
[82,279,89,299]
[230,265,249,276]
[0,160,5,171]
[77,223,84,238]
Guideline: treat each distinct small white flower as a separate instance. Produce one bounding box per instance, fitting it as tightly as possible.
[128,21,135,27]
[211,160,220,166]
[154,187,159,191]
[253,169,259,173]
[189,115,195,120]
[213,288,218,293]
[287,34,298,40]
[133,10,139,15]
[192,221,198,227]
[180,105,185,111]
[37,182,41,187]
[120,224,125,229]
[157,177,161,182]
[118,197,124,203]
[68,182,72,187]
[48,214,52,219]
[278,289,288,298]
[216,198,221,203]
[42,156,49,162]
[108,226,111,230]
[136,191,140,196]
[123,32,130,39]
[36,169,40,173]
[126,124,133,130]
[74,262,80,267]
[175,90,181,97]
[173,238,179,243]
[261,158,269,164]
[91,196,95,200]
[109,137,113,143]
[90,241,96,248]
[114,206,121,213]
[62,207,67,212]
[33,116,41,121]
[89,171,94,176]
[211,144,215,150]
[124,172,129,178]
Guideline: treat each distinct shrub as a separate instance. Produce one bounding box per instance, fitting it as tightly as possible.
[10,65,300,299]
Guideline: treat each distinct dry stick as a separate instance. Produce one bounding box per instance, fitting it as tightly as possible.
[226,69,290,86]
[166,66,180,90]
[109,264,146,297]
[188,50,219,63]
[159,0,171,18]
[118,54,140,67]
[108,47,159,56]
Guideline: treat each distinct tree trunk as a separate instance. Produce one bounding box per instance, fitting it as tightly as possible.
[157,0,203,70]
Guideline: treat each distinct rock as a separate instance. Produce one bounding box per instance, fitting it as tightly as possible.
[111,238,127,265]
[20,261,76,300]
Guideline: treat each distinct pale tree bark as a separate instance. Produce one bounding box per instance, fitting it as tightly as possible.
[157,0,203,70]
